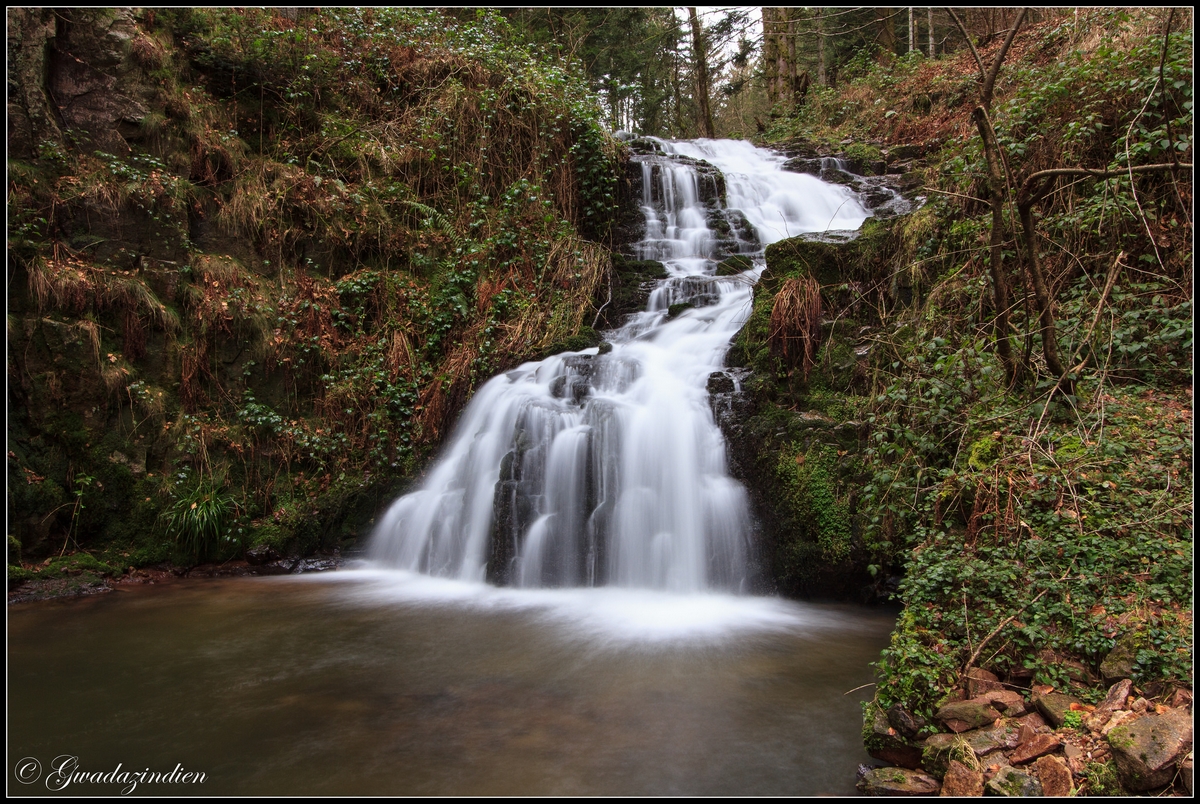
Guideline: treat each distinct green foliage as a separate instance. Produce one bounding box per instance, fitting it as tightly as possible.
[163,474,238,561]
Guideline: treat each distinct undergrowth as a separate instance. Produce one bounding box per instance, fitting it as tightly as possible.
[760,9,1192,727]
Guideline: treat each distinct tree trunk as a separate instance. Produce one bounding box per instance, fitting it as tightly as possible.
[876,8,896,59]
[927,8,935,57]
[688,8,714,138]
[972,107,1021,387]
[908,7,916,53]
[816,9,827,86]
[762,7,778,108]
[787,10,798,101]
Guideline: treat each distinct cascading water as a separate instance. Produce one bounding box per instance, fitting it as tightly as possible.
[369,138,870,592]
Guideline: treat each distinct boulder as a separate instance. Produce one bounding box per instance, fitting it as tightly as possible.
[986,766,1043,796]
[1009,733,1062,765]
[1035,755,1073,797]
[939,760,983,797]
[1107,707,1193,792]
[935,700,1001,733]
[1033,691,1083,728]
[856,767,941,796]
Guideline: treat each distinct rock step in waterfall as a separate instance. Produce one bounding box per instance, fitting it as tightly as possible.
[369,137,873,592]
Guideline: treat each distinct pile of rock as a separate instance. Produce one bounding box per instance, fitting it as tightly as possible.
[859,669,1193,796]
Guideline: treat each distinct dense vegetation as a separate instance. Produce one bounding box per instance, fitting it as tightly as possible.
[732,8,1190,792]
[8,8,622,580]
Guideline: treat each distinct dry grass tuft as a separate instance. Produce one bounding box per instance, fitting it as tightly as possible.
[769,276,823,382]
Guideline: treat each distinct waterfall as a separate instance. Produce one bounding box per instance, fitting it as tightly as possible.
[369,137,870,592]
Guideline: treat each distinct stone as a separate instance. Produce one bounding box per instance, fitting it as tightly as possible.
[940,760,984,796]
[1035,755,1074,796]
[986,766,1043,796]
[961,719,1023,757]
[706,371,735,395]
[965,667,1003,697]
[921,733,960,777]
[936,700,1001,733]
[856,767,941,796]
[867,707,924,769]
[1100,678,1134,711]
[1015,711,1047,732]
[1100,708,1143,736]
[1169,687,1193,711]
[1100,634,1138,684]
[1034,691,1083,727]
[1009,733,1062,765]
[1107,707,1193,792]
[887,704,927,740]
[245,544,282,565]
[974,690,1029,716]
[1180,752,1193,795]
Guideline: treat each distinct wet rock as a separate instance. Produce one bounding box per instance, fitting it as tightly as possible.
[856,767,940,796]
[601,256,668,329]
[1035,755,1073,797]
[887,704,927,740]
[1009,733,1061,765]
[936,700,1001,733]
[706,371,735,395]
[940,760,983,796]
[1100,634,1138,684]
[291,554,341,573]
[986,766,1043,796]
[715,255,753,276]
[1033,691,1082,728]
[1107,707,1193,792]
[245,544,282,565]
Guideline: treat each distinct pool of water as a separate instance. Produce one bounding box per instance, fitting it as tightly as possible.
[8,570,895,795]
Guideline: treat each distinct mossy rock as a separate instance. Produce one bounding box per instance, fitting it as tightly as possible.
[715,255,753,276]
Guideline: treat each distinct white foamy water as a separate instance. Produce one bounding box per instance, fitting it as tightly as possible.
[369,137,870,594]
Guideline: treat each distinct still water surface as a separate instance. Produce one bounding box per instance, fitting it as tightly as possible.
[9,570,894,795]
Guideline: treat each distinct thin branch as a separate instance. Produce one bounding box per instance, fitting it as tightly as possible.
[981,8,1027,109]
[960,585,1050,675]
[947,8,985,77]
